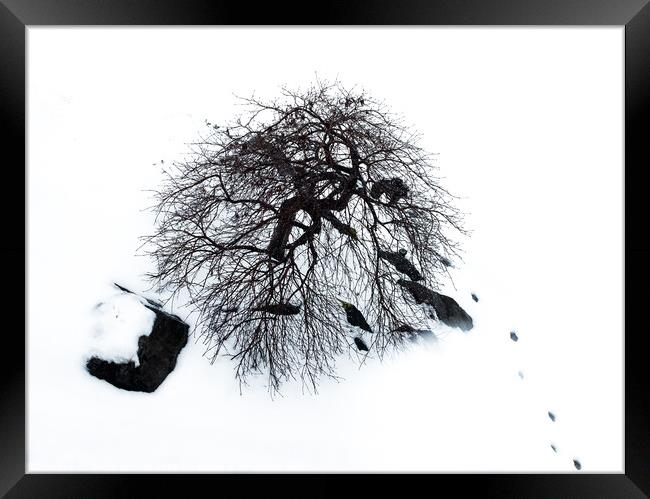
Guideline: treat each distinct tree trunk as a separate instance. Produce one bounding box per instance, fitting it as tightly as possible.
[268,198,300,261]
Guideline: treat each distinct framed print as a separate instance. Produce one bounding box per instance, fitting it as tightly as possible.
[2,0,649,497]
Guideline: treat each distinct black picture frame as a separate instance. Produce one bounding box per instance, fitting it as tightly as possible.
[2,1,648,497]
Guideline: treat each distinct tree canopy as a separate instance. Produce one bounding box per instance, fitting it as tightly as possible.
[146,80,464,392]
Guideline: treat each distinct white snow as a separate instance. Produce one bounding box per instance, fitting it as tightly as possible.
[85,287,156,367]
[27,27,623,473]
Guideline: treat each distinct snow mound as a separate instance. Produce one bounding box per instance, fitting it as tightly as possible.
[86,289,156,367]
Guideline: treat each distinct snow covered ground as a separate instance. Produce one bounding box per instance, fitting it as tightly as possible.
[27,27,623,472]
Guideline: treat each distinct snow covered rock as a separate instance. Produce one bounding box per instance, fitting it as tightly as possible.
[397,279,473,331]
[86,284,189,393]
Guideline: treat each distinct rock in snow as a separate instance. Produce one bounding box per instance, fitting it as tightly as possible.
[339,300,372,333]
[378,248,423,281]
[393,324,437,341]
[397,279,473,331]
[354,336,369,352]
[86,284,189,393]
[253,302,301,315]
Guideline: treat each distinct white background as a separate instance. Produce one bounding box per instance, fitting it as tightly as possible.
[27,27,623,472]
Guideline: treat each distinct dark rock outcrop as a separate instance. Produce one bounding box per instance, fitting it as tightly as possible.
[397,279,433,304]
[354,337,369,351]
[393,324,417,333]
[339,300,372,332]
[378,248,423,281]
[392,324,435,341]
[397,279,473,331]
[253,303,301,315]
[86,286,189,393]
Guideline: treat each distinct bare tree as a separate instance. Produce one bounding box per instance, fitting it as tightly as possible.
[145,80,464,392]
